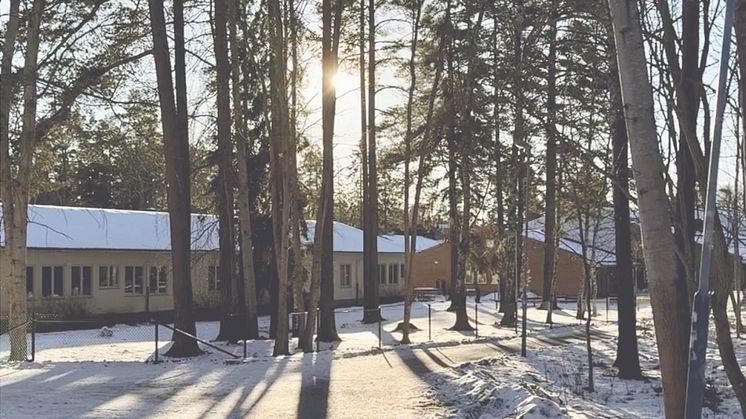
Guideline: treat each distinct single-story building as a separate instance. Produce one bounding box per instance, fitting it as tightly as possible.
[410,241,500,295]
[303,221,442,305]
[524,208,746,298]
[1,205,442,317]
[0,205,221,317]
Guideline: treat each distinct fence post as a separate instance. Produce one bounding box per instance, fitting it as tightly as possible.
[428,304,432,341]
[378,307,382,349]
[30,315,35,362]
[316,308,320,353]
[154,320,159,364]
[475,303,478,339]
[243,339,247,359]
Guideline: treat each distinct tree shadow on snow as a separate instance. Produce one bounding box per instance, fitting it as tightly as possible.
[296,350,333,419]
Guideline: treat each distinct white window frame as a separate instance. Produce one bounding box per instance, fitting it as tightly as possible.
[42,265,64,298]
[378,264,386,285]
[388,264,399,284]
[71,265,93,296]
[125,266,144,295]
[26,266,34,298]
[149,266,168,295]
[98,265,119,288]
[340,264,352,288]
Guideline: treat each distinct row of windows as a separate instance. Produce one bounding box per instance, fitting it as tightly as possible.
[338,263,405,288]
[25,265,168,298]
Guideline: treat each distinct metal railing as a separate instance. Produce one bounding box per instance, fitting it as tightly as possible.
[151,321,240,363]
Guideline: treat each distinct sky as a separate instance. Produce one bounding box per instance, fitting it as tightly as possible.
[0,0,743,210]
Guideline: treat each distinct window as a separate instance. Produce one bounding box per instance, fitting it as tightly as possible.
[149,266,168,294]
[465,271,474,284]
[388,264,399,284]
[99,266,118,288]
[208,265,220,291]
[400,264,405,280]
[42,266,64,297]
[378,264,386,285]
[340,264,352,288]
[124,266,144,294]
[26,266,33,297]
[71,266,93,296]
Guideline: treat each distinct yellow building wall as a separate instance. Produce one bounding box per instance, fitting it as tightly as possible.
[0,248,219,317]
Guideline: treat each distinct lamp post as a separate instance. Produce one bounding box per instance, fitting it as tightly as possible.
[684,0,736,416]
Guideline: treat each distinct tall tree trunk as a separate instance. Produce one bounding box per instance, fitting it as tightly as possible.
[449,1,485,330]
[400,0,422,344]
[736,0,746,337]
[540,0,559,311]
[492,11,506,314]
[230,0,259,339]
[214,0,238,343]
[149,0,201,357]
[658,0,746,411]
[675,0,699,302]
[268,0,291,356]
[577,215,594,392]
[362,0,381,324]
[501,10,524,328]
[608,28,642,379]
[608,1,689,415]
[402,25,445,340]
[358,0,369,309]
[1,0,38,361]
[288,0,305,337]
[318,0,344,342]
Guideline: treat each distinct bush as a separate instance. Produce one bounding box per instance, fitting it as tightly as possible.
[32,298,90,320]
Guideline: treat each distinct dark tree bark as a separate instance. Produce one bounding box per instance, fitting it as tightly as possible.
[501,10,525,328]
[213,0,239,343]
[656,0,746,412]
[675,0,698,300]
[400,0,422,344]
[491,11,506,314]
[230,0,259,339]
[362,0,381,324]
[149,0,202,357]
[608,28,642,378]
[449,1,485,330]
[735,0,746,336]
[318,0,344,342]
[268,0,291,356]
[288,0,305,337]
[540,0,559,311]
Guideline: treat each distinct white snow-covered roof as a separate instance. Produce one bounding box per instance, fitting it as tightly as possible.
[303,220,441,253]
[694,208,746,259]
[525,209,638,266]
[527,207,746,265]
[0,204,219,251]
[379,234,442,253]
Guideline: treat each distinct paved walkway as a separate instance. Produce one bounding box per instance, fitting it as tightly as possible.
[0,325,610,419]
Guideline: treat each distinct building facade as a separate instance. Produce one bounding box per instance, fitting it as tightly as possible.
[1,205,442,317]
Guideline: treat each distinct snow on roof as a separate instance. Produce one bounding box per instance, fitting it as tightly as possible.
[525,209,634,266]
[527,207,746,264]
[0,204,219,251]
[303,220,441,253]
[694,208,746,259]
[379,234,442,253]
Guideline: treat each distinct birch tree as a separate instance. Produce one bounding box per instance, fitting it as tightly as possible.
[608,0,689,414]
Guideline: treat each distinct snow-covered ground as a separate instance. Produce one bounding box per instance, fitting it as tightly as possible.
[0,295,743,418]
